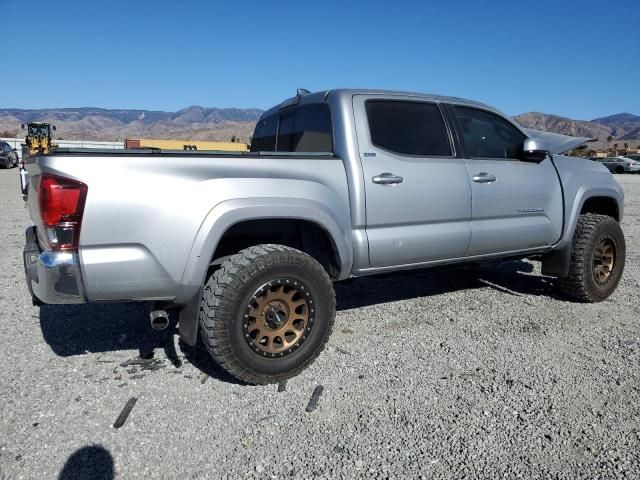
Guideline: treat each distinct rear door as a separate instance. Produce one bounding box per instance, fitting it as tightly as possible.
[450,105,563,256]
[354,95,472,267]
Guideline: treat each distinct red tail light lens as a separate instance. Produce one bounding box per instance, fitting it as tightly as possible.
[38,174,87,250]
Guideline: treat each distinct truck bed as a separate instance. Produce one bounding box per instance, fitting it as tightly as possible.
[41,147,335,159]
[23,148,351,304]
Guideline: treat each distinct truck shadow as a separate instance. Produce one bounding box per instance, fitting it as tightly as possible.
[38,302,240,383]
[335,260,562,310]
[38,260,561,382]
[40,302,163,357]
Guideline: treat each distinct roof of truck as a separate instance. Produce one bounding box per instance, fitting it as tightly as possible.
[262,88,498,118]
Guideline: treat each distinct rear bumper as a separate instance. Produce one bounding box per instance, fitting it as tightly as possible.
[23,226,86,305]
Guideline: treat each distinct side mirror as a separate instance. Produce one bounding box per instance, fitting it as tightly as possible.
[521,138,550,163]
[52,125,57,131]
[21,124,25,129]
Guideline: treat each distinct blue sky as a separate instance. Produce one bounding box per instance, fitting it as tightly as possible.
[2,0,639,119]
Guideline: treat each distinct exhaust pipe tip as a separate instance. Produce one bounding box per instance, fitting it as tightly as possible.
[150,310,170,331]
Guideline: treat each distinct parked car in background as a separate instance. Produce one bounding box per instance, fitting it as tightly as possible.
[0,142,18,168]
[622,154,640,162]
[590,156,640,174]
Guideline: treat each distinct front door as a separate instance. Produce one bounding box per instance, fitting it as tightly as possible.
[354,95,472,268]
[451,105,563,256]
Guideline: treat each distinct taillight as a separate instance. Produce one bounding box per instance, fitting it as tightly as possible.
[38,174,87,251]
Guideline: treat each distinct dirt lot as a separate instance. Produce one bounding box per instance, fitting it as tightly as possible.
[1,168,639,479]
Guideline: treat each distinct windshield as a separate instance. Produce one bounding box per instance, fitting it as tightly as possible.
[28,124,50,137]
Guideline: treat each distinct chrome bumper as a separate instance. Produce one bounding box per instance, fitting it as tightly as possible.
[23,226,86,304]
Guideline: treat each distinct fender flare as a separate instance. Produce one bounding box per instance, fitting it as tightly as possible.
[175,197,353,345]
[542,185,623,277]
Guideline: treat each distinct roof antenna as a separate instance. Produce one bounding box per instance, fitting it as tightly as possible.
[297,88,310,96]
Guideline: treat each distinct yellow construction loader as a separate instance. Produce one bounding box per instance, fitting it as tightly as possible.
[19,122,57,200]
[22,122,57,156]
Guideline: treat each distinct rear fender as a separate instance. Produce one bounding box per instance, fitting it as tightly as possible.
[176,197,352,345]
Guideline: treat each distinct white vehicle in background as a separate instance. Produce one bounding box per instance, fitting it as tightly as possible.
[591,156,640,174]
[616,156,640,173]
[618,155,640,173]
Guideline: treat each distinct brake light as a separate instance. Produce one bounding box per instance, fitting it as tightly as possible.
[38,174,87,251]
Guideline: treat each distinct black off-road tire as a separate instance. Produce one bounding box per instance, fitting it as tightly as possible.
[557,214,625,302]
[198,244,336,384]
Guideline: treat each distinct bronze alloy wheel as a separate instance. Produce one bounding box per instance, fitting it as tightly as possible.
[199,245,336,384]
[243,278,315,357]
[593,237,616,285]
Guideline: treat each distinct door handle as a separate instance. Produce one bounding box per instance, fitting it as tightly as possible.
[472,172,497,183]
[372,172,404,185]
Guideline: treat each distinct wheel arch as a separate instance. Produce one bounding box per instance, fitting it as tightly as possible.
[180,198,352,288]
[175,198,352,345]
[542,189,623,278]
[580,196,620,221]
[210,218,343,280]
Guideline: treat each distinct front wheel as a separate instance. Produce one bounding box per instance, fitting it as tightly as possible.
[199,244,336,384]
[557,214,625,302]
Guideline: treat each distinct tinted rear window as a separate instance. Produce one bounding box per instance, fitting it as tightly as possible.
[251,115,278,152]
[365,100,451,156]
[277,104,332,152]
[250,104,333,153]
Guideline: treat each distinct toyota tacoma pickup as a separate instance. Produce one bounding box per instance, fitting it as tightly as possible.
[21,89,625,384]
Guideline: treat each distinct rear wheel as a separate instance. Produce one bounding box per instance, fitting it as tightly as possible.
[199,244,336,384]
[557,214,625,302]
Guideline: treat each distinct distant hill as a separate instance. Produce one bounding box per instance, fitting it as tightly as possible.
[514,112,640,150]
[0,106,264,143]
[514,112,611,140]
[591,113,640,140]
[2,105,639,150]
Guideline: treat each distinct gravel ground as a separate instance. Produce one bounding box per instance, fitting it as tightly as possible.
[1,168,639,479]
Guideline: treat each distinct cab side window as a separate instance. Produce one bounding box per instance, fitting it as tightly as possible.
[365,100,451,156]
[250,115,278,152]
[277,104,332,153]
[250,104,333,153]
[454,106,526,159]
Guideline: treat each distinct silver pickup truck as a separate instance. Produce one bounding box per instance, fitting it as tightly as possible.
[22,89,625,384]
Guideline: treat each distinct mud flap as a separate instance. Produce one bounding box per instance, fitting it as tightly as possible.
[177,287,203,346]
[541,244,571,278]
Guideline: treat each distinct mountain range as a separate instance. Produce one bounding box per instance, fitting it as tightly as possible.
[0,106,264,143]
[514,112,640,149]
[1,106,639,150]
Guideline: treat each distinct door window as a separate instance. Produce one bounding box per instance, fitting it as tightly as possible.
[454,106,526,159]
[365,100,451,156]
